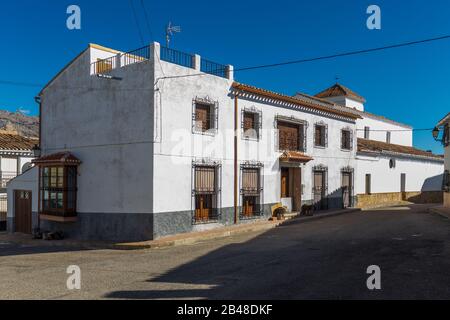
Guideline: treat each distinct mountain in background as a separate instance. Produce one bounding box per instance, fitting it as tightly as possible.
[0,110,39,138]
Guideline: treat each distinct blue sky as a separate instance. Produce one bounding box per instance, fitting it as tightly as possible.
[0,0,448,152]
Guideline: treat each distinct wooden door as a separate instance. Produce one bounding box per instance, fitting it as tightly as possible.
[281,168,289,198]
[14,190,32,234]
[293,168,302,212]
[342,173,352,208]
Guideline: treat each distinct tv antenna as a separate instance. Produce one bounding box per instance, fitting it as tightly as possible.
[166,22,181,47]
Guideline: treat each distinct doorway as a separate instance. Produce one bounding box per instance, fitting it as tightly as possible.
[280,167,302,212]
[313,170,327,210]
[342,172,353,208]
[14,190,32,234]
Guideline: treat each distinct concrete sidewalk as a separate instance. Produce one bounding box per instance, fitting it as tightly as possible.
[0,208,360,251]
[429,206,450,219]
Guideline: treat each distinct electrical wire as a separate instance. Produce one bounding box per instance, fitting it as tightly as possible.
[129,0,145,46]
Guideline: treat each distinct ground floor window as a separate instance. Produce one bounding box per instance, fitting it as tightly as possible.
[240,163,264,219]
[193,163,221,223]
[40,166,78,217]
[33,152,81,221]
[313,165,328,210]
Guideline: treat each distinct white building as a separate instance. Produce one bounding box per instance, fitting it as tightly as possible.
[6,43,444,241]
[296,83,444,207]
[436,113,449,207]
[7,43,361,241]
[0,133,36,232]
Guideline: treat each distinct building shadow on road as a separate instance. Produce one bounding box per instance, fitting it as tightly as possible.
[105,205,450,300]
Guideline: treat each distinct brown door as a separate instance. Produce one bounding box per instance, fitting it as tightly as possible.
[293,168,302,212]
[14,190,32,234]
[342,172,352,208]
[281,168,289,198]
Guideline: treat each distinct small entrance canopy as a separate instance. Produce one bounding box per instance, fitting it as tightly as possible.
[280,151,313,164]
[32,152,81,166]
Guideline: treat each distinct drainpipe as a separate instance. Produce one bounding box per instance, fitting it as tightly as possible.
[34,95,42,231]
[234,92,239,224]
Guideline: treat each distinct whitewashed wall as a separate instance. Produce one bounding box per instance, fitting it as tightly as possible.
[40,47,154,215]
[356,116,413,146]
[6,167,39,219]
[356,154,444,194]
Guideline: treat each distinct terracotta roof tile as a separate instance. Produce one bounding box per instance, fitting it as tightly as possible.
[33,152,81,165]
[358,138,443,160]
[0,133,37,151]
[280,151,313,163]
[315,83,366,103]
[232,82,361,120]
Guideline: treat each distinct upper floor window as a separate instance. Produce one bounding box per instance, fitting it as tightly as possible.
[192,97,218,135]
[341,129,353,151]
[314,122,328,148]
[277,118,307,152]
[242,108,262,140]
[364,126,370,139]
[386,131,391,144]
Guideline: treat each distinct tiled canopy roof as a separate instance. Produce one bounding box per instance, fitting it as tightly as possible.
[280,151,313,163]
[0,133,37,151]
[33,152,81,165]
[315,83,366,103]
[232,82,361,120]
[358,138,443,160]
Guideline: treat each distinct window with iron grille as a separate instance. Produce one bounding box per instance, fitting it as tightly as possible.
[192,164,220,223]
[314,122,328,148]
[240,164,264,219]
[341,128,353,151]
[443,170,450,192]
[40,166,78,217]
[242,109,262,140]
[192,98,218,135]
[277,121,306,152]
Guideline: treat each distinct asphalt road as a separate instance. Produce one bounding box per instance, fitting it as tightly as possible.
[0,204,449,300]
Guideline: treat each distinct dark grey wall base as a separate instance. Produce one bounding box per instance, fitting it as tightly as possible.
[152,203,276,240]
[34,203,277,242]
[40,212,154,242]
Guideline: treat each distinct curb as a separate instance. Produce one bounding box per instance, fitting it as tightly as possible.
[114,208,361,250]
[429,207,450,220]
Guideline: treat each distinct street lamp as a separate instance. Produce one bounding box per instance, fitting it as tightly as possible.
[32,145,41,158]
[432,127,441,141]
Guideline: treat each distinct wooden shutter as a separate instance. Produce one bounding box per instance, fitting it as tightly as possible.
[242,168,259,195]
[195,104,211,132]
[278,122,300,151]
[195,166,215,193]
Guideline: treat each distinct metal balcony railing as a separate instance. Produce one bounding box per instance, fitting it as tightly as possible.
[92,44,228,79]
[201,58,227,78]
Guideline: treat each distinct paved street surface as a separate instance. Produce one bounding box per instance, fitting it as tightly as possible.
[0,204,449,300]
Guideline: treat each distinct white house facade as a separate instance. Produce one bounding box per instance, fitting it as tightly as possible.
[7,43,362,241]
[297,84,444,208]
[0,133,36,232]
[6,43,445,241]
